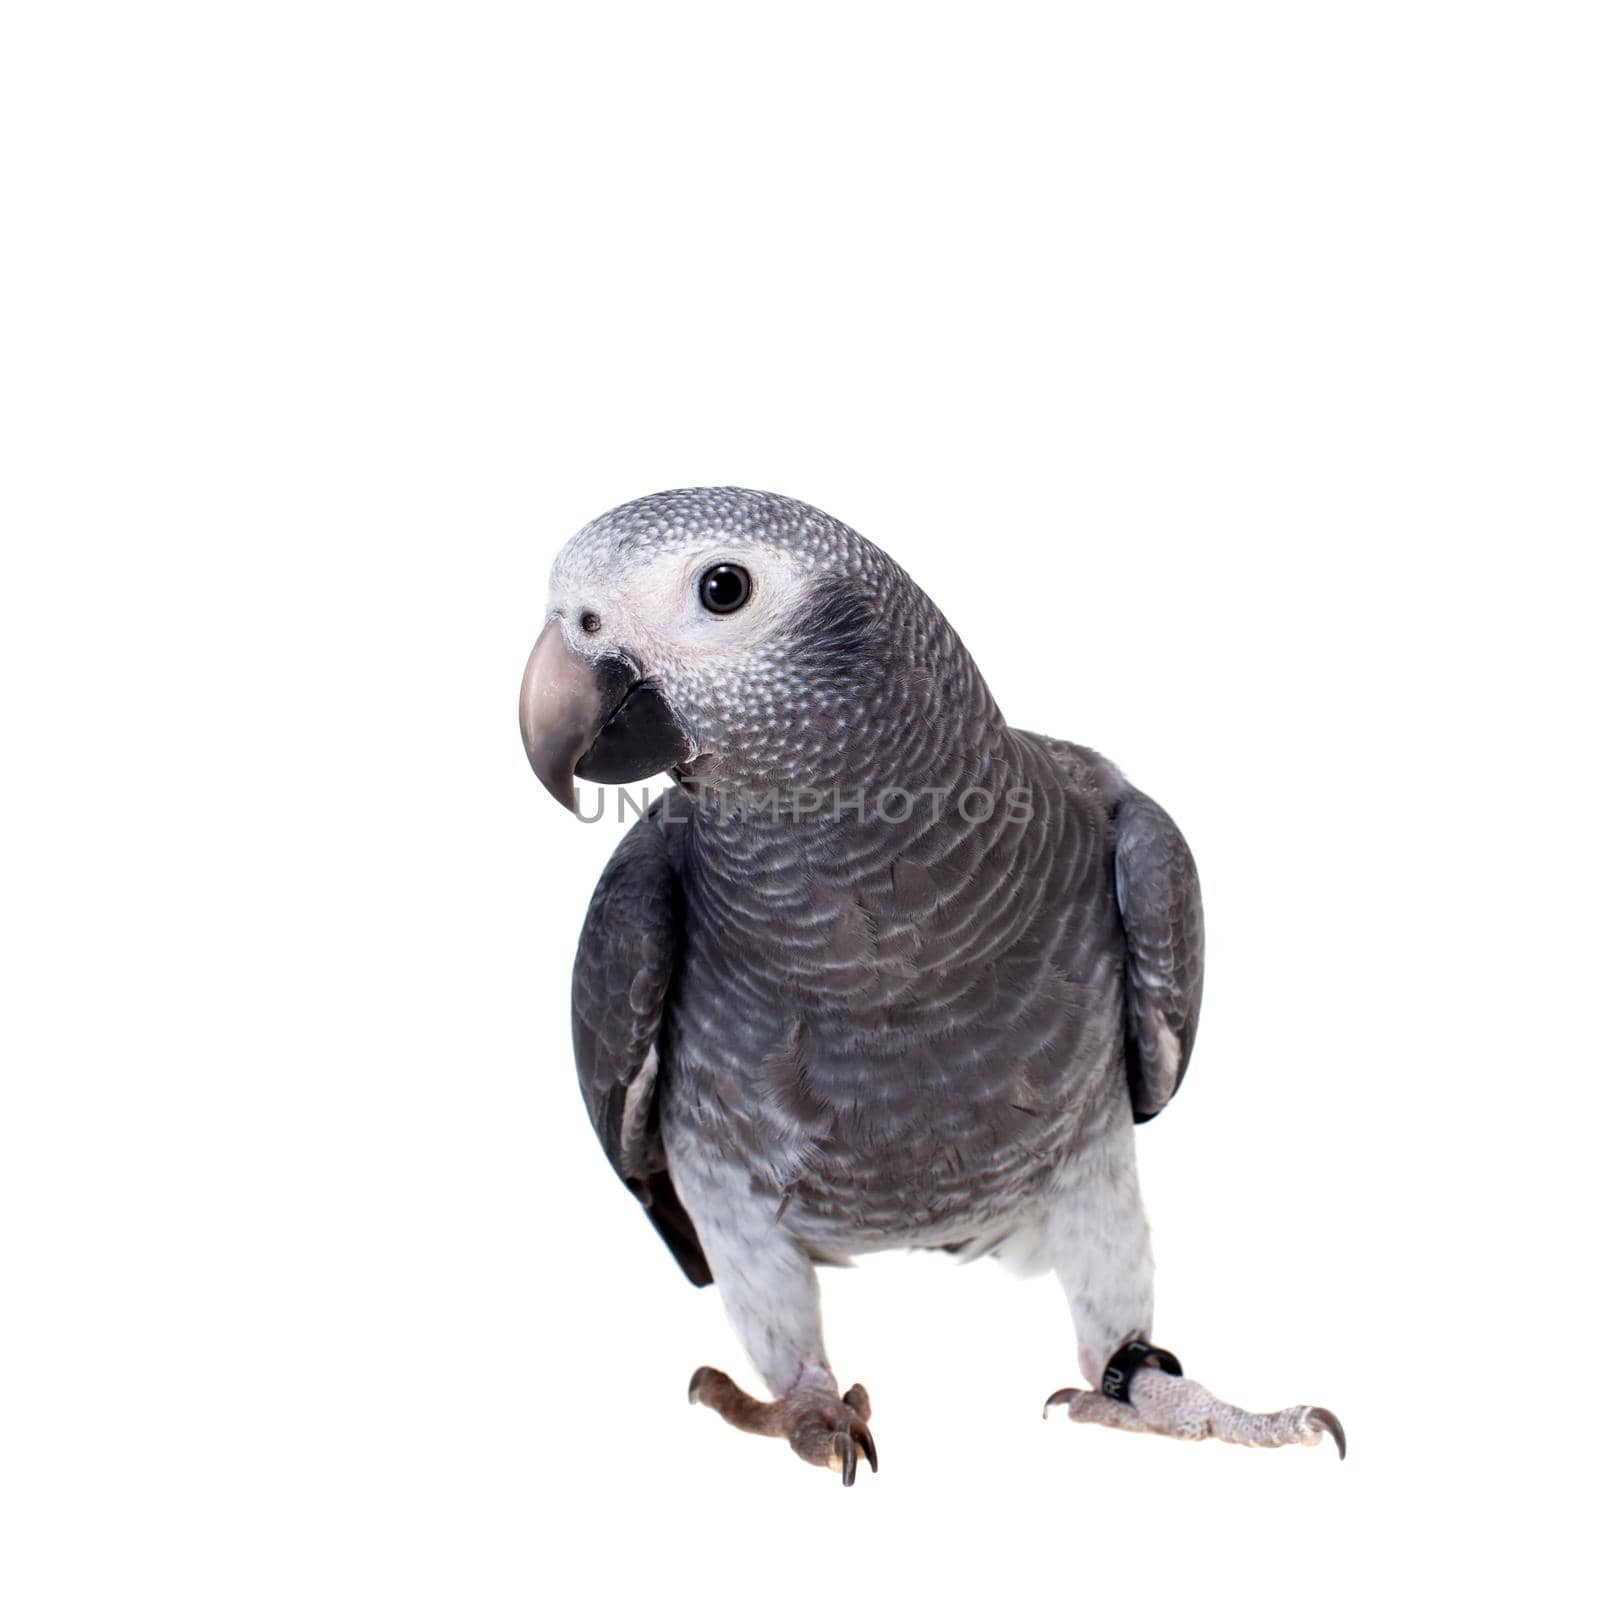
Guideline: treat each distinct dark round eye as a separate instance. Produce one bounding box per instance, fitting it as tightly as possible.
[699,563,752,615]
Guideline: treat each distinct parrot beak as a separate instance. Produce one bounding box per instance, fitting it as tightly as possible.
[519,618,694,811]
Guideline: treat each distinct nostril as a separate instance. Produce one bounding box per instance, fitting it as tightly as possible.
[579,611,602,635]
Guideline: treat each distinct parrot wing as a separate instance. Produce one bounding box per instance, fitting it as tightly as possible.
[570,810,712,1286]
[1112,786,1205,1122]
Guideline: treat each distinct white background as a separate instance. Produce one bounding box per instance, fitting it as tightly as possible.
[3,3,1595,1595]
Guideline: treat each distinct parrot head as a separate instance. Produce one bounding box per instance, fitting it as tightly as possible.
[520,487,987,810]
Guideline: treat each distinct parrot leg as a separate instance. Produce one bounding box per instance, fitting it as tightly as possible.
[668,1135,878,1484]
[1043,1370,1344,1454]
[1041,1117,1345,1457]
[689,1367,877,1485]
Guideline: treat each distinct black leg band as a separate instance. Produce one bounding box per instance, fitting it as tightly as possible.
[1101,1339,1183,1403]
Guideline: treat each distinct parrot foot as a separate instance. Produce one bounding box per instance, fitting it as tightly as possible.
[689,1366,878,1486]
[1043,1367,1344,1458]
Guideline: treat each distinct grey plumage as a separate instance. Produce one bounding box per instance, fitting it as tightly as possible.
[564,487,1195,1275]
[570,816,708,1285]
[531,486,1339,1474]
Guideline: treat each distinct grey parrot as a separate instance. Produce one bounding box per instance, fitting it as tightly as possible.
[520,487,1342,1483]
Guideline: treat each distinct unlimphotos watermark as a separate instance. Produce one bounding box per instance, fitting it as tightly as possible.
[569,783,1036,825]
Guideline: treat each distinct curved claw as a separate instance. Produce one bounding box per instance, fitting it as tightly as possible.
[1308,1406,1346,1460]
[833,1430,858,1487]
[690,1365,879,1482]
[839,1382,876,1474]
[1042,1386,1082,1419]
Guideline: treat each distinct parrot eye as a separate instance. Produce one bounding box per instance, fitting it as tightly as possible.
[698,563,752,615]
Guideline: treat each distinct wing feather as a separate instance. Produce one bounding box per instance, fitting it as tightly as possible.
[570,813,711,1285]
[1113,788,1205,1122]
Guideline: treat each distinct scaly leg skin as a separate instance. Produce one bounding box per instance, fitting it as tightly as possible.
[669,1132,877,1485]
[1042,1116,1345,1458]
[690,1368,877,1484]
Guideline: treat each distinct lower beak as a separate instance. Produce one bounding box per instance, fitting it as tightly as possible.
[518,619,693,811]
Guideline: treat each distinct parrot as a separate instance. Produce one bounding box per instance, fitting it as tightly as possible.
[519,486,1343,1484]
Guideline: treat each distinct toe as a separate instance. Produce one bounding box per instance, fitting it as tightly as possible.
[687,1366,729,1405]
[1042,1385,1082,1418]
[832,1430,858,1487]
[1308,1406,1347,1459]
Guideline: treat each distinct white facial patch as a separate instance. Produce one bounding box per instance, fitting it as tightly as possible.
[547,537,814,673]
[536,487,900,780]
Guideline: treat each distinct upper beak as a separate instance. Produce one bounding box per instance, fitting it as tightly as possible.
[518,619,693,811]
